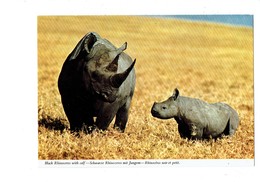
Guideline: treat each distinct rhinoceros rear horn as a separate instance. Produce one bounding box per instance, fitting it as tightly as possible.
[110,59,136,88]
[106,42,128,72]
[106,53,121,72]
[118,42,127,52]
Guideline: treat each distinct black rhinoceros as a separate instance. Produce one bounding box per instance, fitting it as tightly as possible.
[151,88,240,139]
[58,32,136,133]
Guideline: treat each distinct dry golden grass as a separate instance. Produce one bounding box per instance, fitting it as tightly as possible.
[38,16,253,159]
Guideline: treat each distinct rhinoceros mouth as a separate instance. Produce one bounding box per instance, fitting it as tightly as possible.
[151,108,173,120]
[151,109,161,118]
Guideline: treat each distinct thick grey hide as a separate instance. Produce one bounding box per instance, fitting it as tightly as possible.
[58,32,136,133]
[151,88,240,139]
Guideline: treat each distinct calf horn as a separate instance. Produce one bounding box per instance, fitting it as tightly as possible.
[110,59,136,88]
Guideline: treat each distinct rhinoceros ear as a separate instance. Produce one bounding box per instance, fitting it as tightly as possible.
[172,88,179,100]
[84,33,98,54]
[110,59,136,88]
[69,33,97,61]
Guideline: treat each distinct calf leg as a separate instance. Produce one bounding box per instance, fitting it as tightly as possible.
[190,124,203,140]
[178,122,191,139]
[223,119,231,135]
[230,111,240,136]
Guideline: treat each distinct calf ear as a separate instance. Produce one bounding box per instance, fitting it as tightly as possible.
[172,88,179,100]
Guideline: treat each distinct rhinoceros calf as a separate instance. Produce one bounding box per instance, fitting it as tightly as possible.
[151,88,240,139]
[58,32,136,133]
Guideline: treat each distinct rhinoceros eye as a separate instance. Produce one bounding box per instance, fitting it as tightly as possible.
[95,90,100,95]
[162,106,167,110]
[101,92,109,99]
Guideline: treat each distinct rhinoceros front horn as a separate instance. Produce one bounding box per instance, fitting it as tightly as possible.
[110,59,136,88]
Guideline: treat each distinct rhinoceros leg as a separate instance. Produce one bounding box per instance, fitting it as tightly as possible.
[95,116,115,131]
[69,115,94,133]
[190,124,203,140]
[61,98,81,132]
[222,119,231,136]
[229,126,236,136]
[95,105,117,131]
[61,97,94,133]
[223,112,239,136]
[178,122,204,140]
[114,104,130,132]
[177,122,191,139]
[68,114,94,133]
[229,111,240,136]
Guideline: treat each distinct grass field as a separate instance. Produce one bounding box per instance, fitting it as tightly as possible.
[38,16,253,160]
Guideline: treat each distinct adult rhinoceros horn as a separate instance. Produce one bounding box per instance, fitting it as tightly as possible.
[110,59,136,88]
[117,42,127,53]
[106,53,121,72]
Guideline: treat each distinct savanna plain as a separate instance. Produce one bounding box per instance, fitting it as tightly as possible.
[38,16,253,160]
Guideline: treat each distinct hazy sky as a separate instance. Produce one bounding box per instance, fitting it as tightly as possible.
[151,15,253,27]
